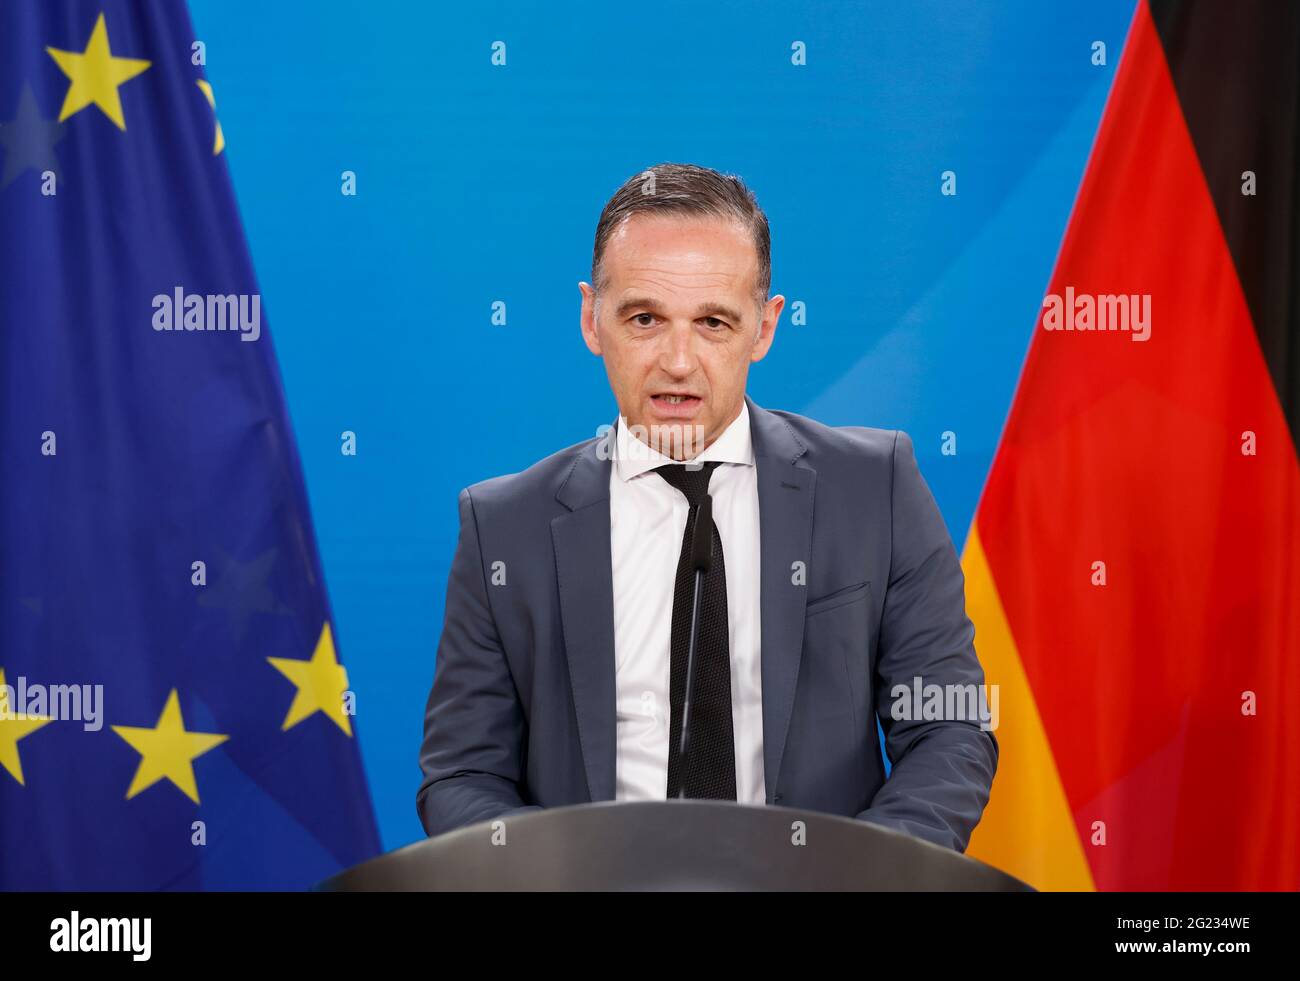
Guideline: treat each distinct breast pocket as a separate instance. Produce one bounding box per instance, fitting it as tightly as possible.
[800,579,873,738]
[804,580,869,617]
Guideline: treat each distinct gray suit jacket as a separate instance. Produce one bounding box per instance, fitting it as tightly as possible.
[417,396,997,850]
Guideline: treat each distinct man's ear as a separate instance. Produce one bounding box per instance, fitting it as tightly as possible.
[579,282,602,356]
[750,294,784,363]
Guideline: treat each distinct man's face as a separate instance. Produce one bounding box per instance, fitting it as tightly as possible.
[579,213,783,459]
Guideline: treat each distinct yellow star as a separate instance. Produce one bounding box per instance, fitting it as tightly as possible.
[195,79,225,155]
[112,690,228,803]
[268,623,353,735]
[0,668,52,786]
[46,12,151,130]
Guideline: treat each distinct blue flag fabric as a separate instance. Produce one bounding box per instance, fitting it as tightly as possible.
[0,1,380,888]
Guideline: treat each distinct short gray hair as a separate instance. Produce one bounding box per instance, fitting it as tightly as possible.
[591,162,772,310]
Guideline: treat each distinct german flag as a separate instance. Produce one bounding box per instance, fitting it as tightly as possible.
[963,0,1300,890]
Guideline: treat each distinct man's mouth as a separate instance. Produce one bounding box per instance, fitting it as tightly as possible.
[648,392,704,418]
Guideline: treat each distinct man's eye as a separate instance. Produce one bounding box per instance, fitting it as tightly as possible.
[632,313,656,327]
[703,317,727,330]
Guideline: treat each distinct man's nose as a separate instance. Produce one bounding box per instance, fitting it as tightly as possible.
[657,322,698,377]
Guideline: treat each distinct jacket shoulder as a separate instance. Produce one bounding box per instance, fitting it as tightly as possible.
[462,432,602,511]
[765,407,902,463]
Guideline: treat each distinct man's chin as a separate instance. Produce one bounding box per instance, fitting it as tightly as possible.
[624,415,710,461]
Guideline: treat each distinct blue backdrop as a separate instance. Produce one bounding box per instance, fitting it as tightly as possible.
[186,0,1136,851]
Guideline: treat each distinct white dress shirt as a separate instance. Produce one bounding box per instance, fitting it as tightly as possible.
[609,401,765,804]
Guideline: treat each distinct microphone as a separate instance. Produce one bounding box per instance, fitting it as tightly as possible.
[676,492,713,799]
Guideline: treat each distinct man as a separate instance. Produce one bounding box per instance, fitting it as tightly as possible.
[417,163,997,851]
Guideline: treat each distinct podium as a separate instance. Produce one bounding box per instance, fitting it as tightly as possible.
[320,801,1032,891]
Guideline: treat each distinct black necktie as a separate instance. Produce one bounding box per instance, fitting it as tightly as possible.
[655,461,736,800]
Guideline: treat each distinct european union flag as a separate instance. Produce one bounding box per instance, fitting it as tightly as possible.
[0,2,380,888]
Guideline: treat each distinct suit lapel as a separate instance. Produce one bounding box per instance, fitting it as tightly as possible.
[552,425,617,801]
[747,396,816,803]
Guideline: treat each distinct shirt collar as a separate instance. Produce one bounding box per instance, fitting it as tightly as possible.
[613,400,754,482]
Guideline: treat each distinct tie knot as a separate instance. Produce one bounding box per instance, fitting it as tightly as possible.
[655,461,720,506]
